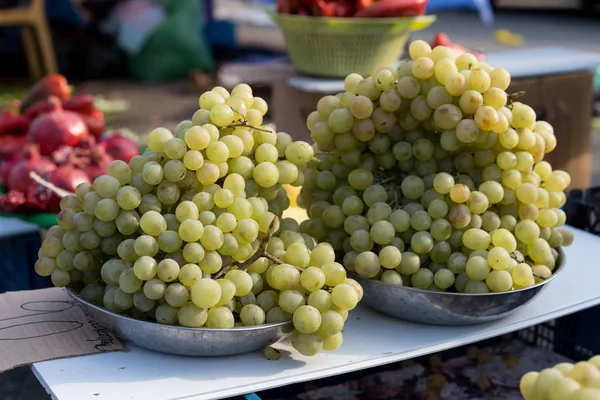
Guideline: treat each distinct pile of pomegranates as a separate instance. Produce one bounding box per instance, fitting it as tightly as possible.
[0,74,139,214]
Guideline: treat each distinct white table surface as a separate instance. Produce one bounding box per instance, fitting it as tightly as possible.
[288,47,600,93]
[33,227,599,400]
[0,216,40,239]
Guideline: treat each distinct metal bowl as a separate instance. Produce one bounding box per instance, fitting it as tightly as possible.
[351,248,565,326]
[68,290,293,356]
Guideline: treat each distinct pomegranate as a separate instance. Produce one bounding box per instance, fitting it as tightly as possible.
[81,109,105,137]
[29,99,89,156]
[0,147,31,187]
[8,147,56,194]
[40,165,90,213]
[83,147,113,181]
[0,190,44,214]
[99,134,139,163]
[20,74,71,112]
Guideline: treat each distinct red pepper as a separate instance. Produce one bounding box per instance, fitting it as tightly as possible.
[0,111,31,136]
[332,1,355,17]
[356,0,373,11]
[277,0,293,14]
[62,94,95,115]
[311,0,335,16]
[278,0,307,14]
[80,109,105,137]
[20,74,71,112]
[354,0,428,18]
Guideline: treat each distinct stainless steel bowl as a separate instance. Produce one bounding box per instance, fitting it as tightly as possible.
[68,290,293,356]
[351,248,565,326]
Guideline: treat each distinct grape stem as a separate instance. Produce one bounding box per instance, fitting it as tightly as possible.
[214,217,304,278]
[227,108,273,133]
[507,91,526,107]
[29,171,74,198]
[227,122,272,133]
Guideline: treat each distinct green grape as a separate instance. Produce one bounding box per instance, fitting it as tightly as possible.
[156,181,181,205]
[369,220,395,245]
[410,268,433,289]
[462,228,491,250]
[515,220,540,244]
[119,268,143,293]
[465,280,490,293]
[142,279,165,300]
[379,246,402,269]
[132,256,156,281]
[73,250,94,272]
[158,230,182,253]
[238,304,265,326]
[93,175,121,199]
[400,176,425,200]
[94,198,119,222]
[179,263,202,287]
[487,247,511,270]
[346,168,372,191]
[139,211,167,237]
[291,330,323,356]
[146,127,173,151]
[292,305,321,334]
[252,162,279,188]
[330,283,358,310]
[299,267,326,291]
[306,290,331,313]
[319,262,345,286]
[59,195,81,213]
[466,256,490,281]
[512,263,533,287]
[233,219,259,244]
[433,268,455,289]
[190,279,221,309]
[115,186,141,210]
[156,258,180,282]
[268,263,299,291]
[277,290,305,314]
[265,306,292,323]
[224,269,253,296]
[199,225,224,251]
[132,292,155,312]
[486,270,513,292]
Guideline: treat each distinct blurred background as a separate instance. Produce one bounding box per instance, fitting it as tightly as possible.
[0,1,599,142]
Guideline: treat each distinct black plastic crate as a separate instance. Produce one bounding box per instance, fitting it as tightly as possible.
[0,231,50,294]
[565,187,600,234]
[518,307,600,362]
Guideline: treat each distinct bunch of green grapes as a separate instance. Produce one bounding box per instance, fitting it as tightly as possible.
[521,357,600,400]
[34,83,362,356]
[298,41,573,294]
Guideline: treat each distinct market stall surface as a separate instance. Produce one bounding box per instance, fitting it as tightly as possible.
[29,227,600,400]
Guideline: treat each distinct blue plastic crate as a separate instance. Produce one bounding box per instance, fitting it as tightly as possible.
[0,231,50,294]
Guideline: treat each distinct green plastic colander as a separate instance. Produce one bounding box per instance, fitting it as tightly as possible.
[269,12,436,78]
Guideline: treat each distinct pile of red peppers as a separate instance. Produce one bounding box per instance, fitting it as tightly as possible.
[276,0,428,18]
